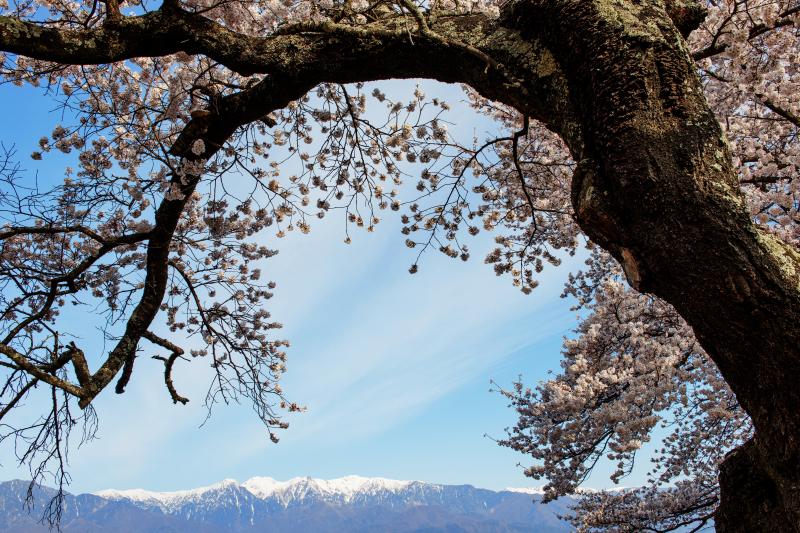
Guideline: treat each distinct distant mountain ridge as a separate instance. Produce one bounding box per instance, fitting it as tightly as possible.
[0,476,573,532]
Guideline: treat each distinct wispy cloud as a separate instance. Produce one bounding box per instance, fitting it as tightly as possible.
[0,80,580,493]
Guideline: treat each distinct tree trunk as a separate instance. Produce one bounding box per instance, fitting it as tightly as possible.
[495,1,800,529]
[717,438,798,531]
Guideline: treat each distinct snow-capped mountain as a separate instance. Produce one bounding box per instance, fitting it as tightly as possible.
[96,475,419,511]
[242,475,414,504]
[0,476,574,532]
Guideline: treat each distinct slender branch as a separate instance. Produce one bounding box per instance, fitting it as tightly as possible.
[143,331,189,405]
[0,225,105,243]
[759,96,800,128]
[512,116,534,217]
[1,231,151,346]
[0,343,84,398]
[83,62,323,405]
[693,5,800,61]
[168,260,218,336]
[0,377,38,420]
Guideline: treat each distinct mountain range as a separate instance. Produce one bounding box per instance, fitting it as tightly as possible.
[0,476,574,532]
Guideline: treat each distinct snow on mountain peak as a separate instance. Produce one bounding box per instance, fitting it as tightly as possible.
[94,478,240,510]
[242,475,413,503]
[96,475,417,508]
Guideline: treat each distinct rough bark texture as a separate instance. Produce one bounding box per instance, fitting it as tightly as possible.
[2,0,800,528]
[717,438,798,531]
[496,1,800,529]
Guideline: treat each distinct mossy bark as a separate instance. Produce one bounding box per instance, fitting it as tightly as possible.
[497,1,800,529]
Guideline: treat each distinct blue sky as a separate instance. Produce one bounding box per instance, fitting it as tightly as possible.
[0,78,634,494]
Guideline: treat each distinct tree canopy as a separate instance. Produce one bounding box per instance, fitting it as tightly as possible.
[0,0,798,530]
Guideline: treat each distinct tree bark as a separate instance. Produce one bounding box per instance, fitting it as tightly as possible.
[717,438,798,531]
[497,1,800,529]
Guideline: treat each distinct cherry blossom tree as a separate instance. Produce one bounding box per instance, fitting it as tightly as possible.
[496,3,799,529]
[0,0,798,530]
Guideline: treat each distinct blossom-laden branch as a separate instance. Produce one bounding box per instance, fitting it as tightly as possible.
[498,273,751,531]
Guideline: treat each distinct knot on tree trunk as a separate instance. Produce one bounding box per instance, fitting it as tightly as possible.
[571,160,622,239]
[664,0,708,37]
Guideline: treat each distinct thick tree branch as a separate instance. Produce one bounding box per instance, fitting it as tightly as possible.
[0,7,487,76]
[79,65,325,406]
[0,343,84,398]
